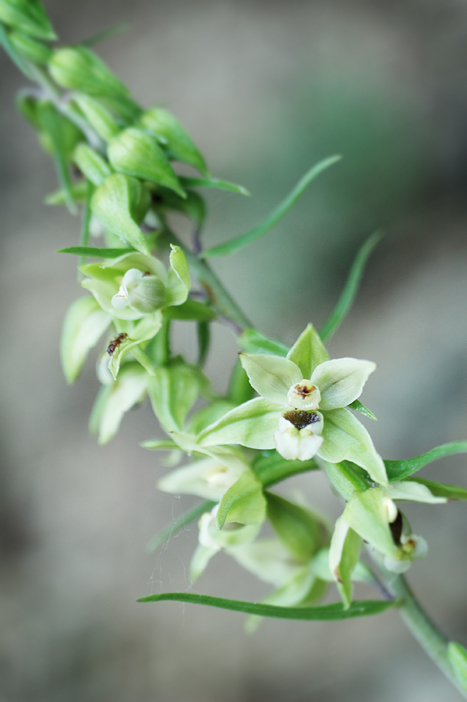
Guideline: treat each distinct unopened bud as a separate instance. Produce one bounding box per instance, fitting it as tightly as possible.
[111,268,166,314]
[73,94,120,142]
[108,127,185,198]
[0,0,55,40]
[140,107,208,176]
[73,143,112,186]
[49,46,128,97]
[91,173,151,254]
[9,29,52,63]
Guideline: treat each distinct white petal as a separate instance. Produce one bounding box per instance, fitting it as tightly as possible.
[274,417,323,461]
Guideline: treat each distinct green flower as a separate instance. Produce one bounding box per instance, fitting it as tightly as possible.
[197,324,387,485]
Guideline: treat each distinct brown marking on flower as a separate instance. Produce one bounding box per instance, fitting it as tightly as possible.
[283,409,320,430]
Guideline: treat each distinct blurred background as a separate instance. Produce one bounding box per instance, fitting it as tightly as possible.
[2,0,467,699]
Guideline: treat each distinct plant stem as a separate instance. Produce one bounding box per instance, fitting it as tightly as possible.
[376,564,465,697]
[162,230,254,332]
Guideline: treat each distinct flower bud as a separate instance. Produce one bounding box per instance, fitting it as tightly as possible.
[0,0,55,39]
[72,94,120,142]
[91,173,151,254]
[111,268,166,314]
[107,127,185,197]
[8,29,52,63]
[140,107,208,176]
[49,46,128,97]
[72,143,112,187]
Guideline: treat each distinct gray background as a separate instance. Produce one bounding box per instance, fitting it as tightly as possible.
[1,0,467,700]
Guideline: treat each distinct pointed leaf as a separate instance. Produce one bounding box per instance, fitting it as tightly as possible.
[200,156,341,258]
[238,328,288,357]
[322,461,371,502]
[137,592,395,620]
[58,246,135,258]
[0,22,34,78]
[385,481,446,504]
[179,176,249,195]
[287,324,329,378]
[217,471,266,528]
[320,231,384,342]
[348,399,377,420]
[385,442,467,481]
[407,477,467,501]
[0,0,56,40]
[147,500,215,553]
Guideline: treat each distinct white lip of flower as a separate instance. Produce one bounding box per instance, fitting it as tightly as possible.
[111,268,166,313]
[274,414,323,461]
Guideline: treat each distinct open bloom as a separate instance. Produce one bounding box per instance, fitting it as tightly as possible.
[197,324,387,485]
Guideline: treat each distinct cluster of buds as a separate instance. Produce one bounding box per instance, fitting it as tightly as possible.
[5,2,467,651]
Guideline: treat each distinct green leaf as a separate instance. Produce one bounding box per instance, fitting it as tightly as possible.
[385,442,467,481]
[141,438,179,450]
[200,156,341,259]
[8,29,52,64]
[81,23,130,47]
[179,176,249,196]
[217,471,266,529]
[320,231,384,342]
[238,328,288,357]
[448,642,467,692]
[266,492,323,559]
[253,451,318,487]
[147,363,202,433]
[137,591,395,620]
[197,321,210,367]
[0,0,56,40]
[58,246,135,258]
[347,399,377,420]
[329,518,362,609]
[46,181,89,205]
[0,22,33,77]
[38,101,82,214]
[146,500,216,553]
[323,461,371,502]
[342,488,397,560]
[407,477,467,501]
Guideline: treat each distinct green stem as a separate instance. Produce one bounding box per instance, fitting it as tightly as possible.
[162,230,253,332]
[376,565,465,697]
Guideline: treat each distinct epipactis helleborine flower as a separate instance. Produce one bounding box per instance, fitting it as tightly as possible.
[197,324,387,485]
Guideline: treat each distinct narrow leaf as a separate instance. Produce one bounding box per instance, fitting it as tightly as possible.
[238,329,288,357]
[146,500,215,553]
[58,246,136,257]
[347,399,377,420]
[408,477,467,501]
[200,156,341,259]
[137,592,395,620]
[385,442,467,481]
[179,177,249,196]
[82,23,130,47]
[0,22,33,78]
[320,231,384,342]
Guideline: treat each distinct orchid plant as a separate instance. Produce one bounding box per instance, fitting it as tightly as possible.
[4,0,467,696]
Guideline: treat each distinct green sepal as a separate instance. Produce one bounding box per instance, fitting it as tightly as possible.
[107,127,185,197]
[8,29,52,63]
[228,358,255,406]
[179,176,249,196]
[347,399,377,420]
[140,438,179,451]
[319,231,384,342]
[147,363,203,433]
[385,442,467,481]
[91,173,151,254]
[239,352,301,405]
[217,471,266,529]
[108,312,162,379]
[320,408,388,485]
[89,363,148,444]
[165,244,190,307]
[253,451,318,488]
[197,397,282,451]
[139,107,209,176]
[323,461,371,502]
[60,295,111,384]
[266,492,324,559]
[72,142,112,187]
[0,0,56,40]
[407,477,467,501]
[238,328,288,357]
[58,246,135,257]
[342,488,398,560]
[287,323,329,377]
[329,517,362,609]
[200,156,341,258]
[49,46,129,97]
[137,591,395,621]
[447,642,467,692]
[164,298,215,322]
[72,93,120,142]
[37,100,83,213]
